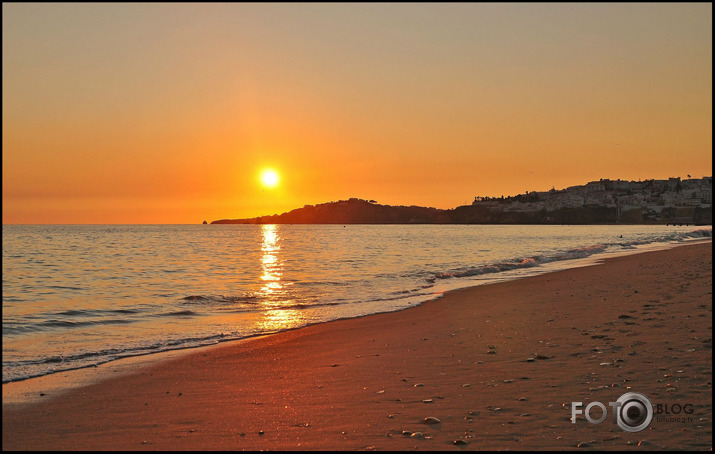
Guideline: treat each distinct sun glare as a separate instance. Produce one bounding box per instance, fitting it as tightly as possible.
[260,169,280,188]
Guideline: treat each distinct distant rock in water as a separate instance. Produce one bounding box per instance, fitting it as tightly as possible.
[202,220,207,224]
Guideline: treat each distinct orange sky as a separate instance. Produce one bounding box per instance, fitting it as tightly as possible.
[3,3,712,224]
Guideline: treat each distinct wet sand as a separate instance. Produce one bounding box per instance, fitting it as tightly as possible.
[3,242,712,451]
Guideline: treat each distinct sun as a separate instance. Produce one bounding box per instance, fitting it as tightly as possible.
[260,168,280,188]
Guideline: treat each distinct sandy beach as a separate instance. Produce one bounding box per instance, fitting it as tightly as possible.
[3,242,712,451]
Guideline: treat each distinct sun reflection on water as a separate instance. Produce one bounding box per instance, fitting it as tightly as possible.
[256,224,303,331]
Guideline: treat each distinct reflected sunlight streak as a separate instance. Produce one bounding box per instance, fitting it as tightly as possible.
[257,224,303,331]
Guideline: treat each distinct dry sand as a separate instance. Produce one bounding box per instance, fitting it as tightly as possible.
[3,242,712,451]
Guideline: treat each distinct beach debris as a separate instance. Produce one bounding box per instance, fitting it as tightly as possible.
[414,383,425,387]
[453,440,469,446]
[410,432,425,439]
[423,417,441,425]
[423,399,434,404]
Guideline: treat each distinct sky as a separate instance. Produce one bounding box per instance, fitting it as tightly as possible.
[3,3,712,224]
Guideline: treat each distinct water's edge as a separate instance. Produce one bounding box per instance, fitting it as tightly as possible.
[4,237,710,390]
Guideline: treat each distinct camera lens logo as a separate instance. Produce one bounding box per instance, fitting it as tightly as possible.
[615,392,653,432]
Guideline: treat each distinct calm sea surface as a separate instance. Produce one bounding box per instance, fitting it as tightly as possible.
[2,224,711,382]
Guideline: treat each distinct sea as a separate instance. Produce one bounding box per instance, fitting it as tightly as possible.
[2,224,711,383]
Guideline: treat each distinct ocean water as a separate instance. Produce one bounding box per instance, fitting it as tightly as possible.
[2,224,711,383]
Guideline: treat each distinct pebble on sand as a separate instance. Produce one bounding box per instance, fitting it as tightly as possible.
[453,440,469,446]
[423,417,441,424]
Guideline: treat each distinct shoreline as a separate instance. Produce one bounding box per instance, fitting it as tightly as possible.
[3,236,710,390]
[3,242,712,450]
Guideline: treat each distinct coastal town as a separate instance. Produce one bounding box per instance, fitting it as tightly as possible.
[471,176,713,224]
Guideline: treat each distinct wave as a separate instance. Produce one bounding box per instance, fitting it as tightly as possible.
[2,331,236,383]
[181,294,258,305]
[154,310,199,317]
[3,318,135,336]
[54,308,141,317]
[428,227,711,282]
